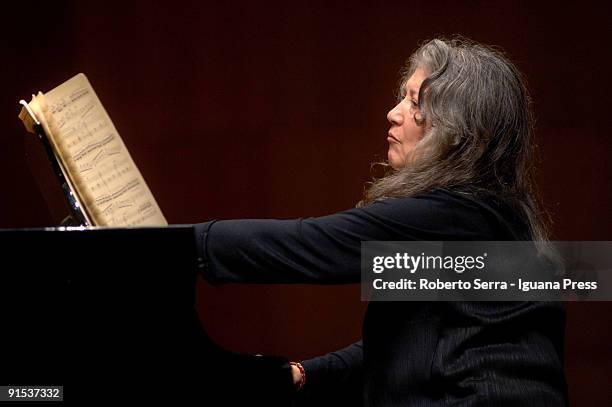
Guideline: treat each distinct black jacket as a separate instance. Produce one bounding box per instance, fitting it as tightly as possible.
[195,189,567,406]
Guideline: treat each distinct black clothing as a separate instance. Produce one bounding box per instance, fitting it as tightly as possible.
[194,189,567,406]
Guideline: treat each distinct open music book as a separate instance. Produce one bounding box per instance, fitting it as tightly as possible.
[18,73,167,227]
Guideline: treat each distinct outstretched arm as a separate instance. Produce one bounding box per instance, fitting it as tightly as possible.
[194,191,460,284]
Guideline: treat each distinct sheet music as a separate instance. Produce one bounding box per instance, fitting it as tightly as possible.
[32,74,167,227]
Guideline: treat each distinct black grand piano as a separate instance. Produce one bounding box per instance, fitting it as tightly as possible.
[0,226,294,405]
[2,103,295,405]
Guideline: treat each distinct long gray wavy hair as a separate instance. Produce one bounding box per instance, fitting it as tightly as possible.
[364,37,551,242]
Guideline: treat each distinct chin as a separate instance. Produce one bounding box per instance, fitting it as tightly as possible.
[387,152,400,169]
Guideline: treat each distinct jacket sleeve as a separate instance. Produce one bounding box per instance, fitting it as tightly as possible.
[296,340,364,405]
[194,192,463,285]
[301,340,363,388]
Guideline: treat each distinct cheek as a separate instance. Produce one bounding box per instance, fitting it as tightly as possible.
[407,121,425,142]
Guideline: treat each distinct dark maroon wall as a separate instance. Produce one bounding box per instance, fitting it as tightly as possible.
[1,1,610,404]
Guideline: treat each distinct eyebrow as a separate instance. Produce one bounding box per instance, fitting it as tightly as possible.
[401,82,417,97]
[399,86,416,99]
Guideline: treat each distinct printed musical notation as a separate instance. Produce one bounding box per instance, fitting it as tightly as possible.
[39,74,166,226]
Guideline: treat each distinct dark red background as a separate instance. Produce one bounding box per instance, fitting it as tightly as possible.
[1,1,610,404]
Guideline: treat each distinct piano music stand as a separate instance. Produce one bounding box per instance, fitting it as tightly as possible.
[19,100,91,226]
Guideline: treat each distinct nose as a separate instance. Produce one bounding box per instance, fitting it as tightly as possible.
[386,102,403,126]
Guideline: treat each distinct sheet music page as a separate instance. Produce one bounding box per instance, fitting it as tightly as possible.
[31,73,167,226]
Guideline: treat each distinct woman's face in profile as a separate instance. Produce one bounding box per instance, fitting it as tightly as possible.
[386,67,428,169]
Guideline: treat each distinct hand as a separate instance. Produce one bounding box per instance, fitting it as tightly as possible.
[289,362,305,390]
[291,364,303,387]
